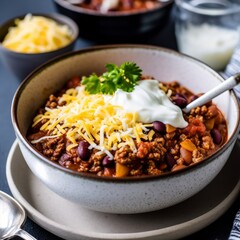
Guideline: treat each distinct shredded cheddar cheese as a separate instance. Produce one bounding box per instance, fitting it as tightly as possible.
[32,86,153,159]
[2,14,73,53]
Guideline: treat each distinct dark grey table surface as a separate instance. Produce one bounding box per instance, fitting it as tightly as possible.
[0,1,240,239]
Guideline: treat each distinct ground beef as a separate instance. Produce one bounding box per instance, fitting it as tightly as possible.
[27,78,228,177]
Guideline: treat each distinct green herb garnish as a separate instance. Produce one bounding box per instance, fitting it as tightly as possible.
[81,62,142,95]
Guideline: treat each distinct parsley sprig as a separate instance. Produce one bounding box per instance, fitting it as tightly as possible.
[81,62,142,95]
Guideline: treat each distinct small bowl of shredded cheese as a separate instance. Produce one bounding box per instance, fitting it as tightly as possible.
[0,13,78,80]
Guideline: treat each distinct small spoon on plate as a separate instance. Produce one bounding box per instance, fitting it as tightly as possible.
[183,73,240,113]
[0,190,37,240]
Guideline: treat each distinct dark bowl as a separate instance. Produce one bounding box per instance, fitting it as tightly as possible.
[0,13,79,81]
[53,0,174,41]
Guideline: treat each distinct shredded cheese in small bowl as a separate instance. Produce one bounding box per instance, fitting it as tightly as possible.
[2,14,74,53]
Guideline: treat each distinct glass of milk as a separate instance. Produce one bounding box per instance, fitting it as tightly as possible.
[174,0,240,71]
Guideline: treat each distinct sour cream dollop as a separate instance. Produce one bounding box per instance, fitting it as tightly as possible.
[108,80,188,128]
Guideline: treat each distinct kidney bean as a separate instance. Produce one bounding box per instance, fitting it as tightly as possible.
[102,156,114,167]
[166,152,176,169]
[77,141,91,160]
[211,129,222,144]
[172,96,187,108]
[153,121,166,134]
[189,95,198,102]
[59,153,71,164]
[175,93,187,100]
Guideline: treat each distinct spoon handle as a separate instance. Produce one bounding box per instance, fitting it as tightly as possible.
[183,73,240,113]
[15,228,37,240]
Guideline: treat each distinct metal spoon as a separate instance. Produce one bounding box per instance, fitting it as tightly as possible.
[183,73,240,113]
[0,191,37,240]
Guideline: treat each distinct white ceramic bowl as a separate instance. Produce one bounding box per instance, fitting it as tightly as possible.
[11,45,240,214]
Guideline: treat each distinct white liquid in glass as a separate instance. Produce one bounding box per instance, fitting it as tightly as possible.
[176,24,240,71]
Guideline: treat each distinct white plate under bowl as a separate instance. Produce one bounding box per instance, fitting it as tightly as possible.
[6,140,240,240]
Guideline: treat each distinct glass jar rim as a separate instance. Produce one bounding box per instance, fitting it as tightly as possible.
[175,0,240,16]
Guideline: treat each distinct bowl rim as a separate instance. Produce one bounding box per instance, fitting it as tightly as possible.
[53,0,174,17]
[11,44,240,182]
[0,12,79,55]
[175,0,240,16]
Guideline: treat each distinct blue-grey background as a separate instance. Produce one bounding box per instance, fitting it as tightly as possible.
[0,1,239,239]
